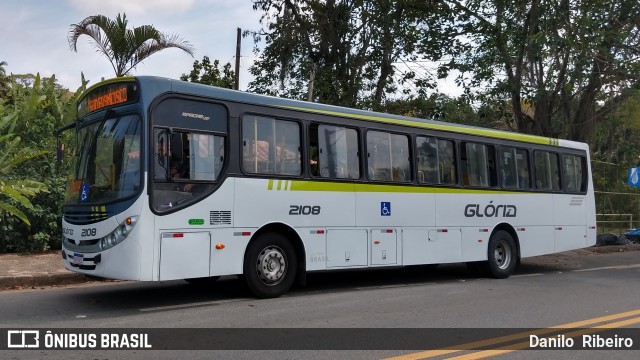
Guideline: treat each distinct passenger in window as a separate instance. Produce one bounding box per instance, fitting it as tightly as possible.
[170,158,190,179]
[500,164,511,187]
[553,172,561,190]
[170,163,183,179]
[518,167,529,189]
[182,183,196,192]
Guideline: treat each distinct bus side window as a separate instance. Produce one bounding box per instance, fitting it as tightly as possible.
[367,131,390,181]
[311,124,360,179]
[501,147,528,189]
[534,151,549,190]
[562,154,584,193]
[462,142,489,187]
[439,140,456,185]
[516,149,530,189]
[535,151,560,191]
[390,133,410,182]
[416,136,439,184]
[242,115,301,176]
[500,147,517,188]
[367,131,410,182]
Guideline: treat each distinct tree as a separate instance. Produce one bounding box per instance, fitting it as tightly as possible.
[248,0,448,107]
[592,90,640,162]
[180,56,235,89]
[381,93,495,128]
[0,68,86,252]
[0,106,47,226]
[430,0,640,142]
[68,13,195,77]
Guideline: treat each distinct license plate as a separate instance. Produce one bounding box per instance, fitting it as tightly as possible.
[72,253,84,265]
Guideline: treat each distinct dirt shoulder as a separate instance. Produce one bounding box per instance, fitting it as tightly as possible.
[519,244,640,271]
[581,243,640,254]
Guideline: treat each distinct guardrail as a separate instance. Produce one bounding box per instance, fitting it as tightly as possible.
[596,213,633,234]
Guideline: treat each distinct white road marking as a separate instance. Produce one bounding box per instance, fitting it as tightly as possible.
[572,264,640,272]
[511,273,544,278]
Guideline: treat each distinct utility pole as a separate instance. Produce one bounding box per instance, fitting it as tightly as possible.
[235,27,241,90]
[307,63,316,102]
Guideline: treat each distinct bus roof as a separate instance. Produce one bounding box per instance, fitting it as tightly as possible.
[96,76,570,147]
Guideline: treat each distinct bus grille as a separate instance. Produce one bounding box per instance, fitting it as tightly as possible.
[64,211,108,225]
[210,211,231,225]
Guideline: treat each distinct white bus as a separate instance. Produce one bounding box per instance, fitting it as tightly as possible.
[58,76,596,298]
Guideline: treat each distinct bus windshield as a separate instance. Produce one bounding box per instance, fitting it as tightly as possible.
[64,114,142,205]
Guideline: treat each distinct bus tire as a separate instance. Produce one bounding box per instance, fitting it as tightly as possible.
[243,232,297,298]
[487,230,517,279]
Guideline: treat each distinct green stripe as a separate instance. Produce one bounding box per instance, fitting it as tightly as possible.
[278,105,557,146]
[289,181,355,192]
[267,179,274,190]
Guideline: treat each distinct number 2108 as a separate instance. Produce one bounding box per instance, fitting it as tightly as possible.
[289,205,321,215]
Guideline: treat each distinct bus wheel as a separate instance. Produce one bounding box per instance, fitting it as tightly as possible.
[244,232,297,298]
[487,230,517,279]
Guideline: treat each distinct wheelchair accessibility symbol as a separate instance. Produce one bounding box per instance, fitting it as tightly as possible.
[80,183,90,203]
[381,202,391,216]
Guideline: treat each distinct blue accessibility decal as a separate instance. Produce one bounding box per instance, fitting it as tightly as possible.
[381,202,391,216]
[80,183,90,202]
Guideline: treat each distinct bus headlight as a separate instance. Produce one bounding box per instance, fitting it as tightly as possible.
[99,216,138,251]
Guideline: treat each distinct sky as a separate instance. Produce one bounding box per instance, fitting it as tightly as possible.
[0,0,461,96]
[0,0,263,91]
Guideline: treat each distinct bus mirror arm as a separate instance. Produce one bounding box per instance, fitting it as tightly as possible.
[56,141,63,163]
[54,122,77,168]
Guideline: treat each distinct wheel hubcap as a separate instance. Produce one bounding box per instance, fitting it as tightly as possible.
[256,246,287,285]
[494,239,512,270]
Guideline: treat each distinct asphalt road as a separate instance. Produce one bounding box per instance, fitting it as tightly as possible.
[1,249,639,360]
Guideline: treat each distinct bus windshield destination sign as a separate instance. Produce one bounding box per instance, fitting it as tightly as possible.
[89,87,127,111]
[77,82,138,117]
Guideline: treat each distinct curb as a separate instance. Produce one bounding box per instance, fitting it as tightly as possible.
[0,273,92,290]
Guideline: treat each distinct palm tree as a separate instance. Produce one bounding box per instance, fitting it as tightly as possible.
[68,13,195,77]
